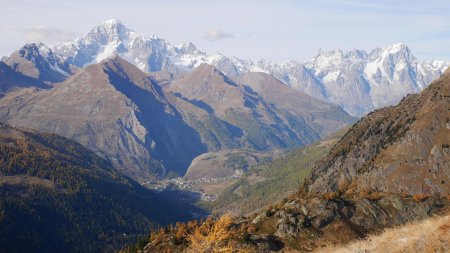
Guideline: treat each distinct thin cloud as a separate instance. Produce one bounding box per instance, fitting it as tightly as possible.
[205,28,235,41]
[19,26,79,44]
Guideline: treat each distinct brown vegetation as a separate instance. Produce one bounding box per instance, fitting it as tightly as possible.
[318,215,450,253]
[144,214,252,253]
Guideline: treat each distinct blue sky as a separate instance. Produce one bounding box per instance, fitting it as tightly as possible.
[0,0,449,62]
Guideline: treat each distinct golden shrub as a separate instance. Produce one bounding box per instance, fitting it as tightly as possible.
[186,213,234,253]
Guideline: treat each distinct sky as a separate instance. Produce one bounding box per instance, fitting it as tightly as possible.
[0,0,449,63]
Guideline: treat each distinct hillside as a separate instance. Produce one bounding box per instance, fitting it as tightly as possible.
[184,149,279,180]
[0,123,204,253]
[208,138,337,216]
[234,72,353,136]
[319,213,450,253]
[308,67,450,197]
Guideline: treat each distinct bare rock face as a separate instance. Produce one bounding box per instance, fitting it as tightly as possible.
[308,67,450,197]
[272,195,445,239]
[0,57,205,179]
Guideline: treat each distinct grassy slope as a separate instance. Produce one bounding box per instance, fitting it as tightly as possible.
[207,139,336,216]
[318,213,450,253]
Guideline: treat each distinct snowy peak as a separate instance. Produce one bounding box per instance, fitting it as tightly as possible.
[175,42,202,55]
[380,43,412,57]
[87,19,133,41]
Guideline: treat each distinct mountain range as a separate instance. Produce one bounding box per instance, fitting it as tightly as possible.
[5,19,443,117]
[2,19,447,117]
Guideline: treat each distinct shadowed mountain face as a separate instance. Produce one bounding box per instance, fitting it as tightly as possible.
[308,68,450,197]
[0,61,51,96]
[0,123,204,253]
[0,57,206,179]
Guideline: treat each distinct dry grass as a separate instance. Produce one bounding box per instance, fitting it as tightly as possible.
[186,213,251,253]
[317,215,450,253]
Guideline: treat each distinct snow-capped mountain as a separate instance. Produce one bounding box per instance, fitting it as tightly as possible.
[51,19,238,74]
[234,44,449,116]
[6,19,448,116]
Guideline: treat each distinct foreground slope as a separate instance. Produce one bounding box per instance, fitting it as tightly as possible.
[319,214,450,253]
[0,123,203,253]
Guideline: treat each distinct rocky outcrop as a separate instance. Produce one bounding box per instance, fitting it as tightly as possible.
[245,67,450,250]
[256,195,448,245]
